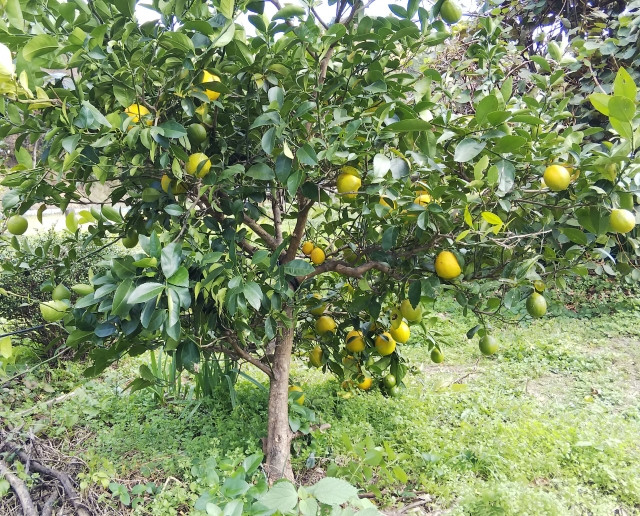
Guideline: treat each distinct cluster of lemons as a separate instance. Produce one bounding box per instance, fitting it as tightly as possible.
[124,71,221,197]
[39,282,94,323]
[544,164,635,233]
[305,284,430,395]
[301,240,326,266]
[336,164,436,218]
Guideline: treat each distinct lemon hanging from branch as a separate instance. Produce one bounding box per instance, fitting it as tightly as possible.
[435,251,462,280]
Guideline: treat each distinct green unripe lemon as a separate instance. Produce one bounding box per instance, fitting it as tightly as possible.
[71,284,94,296]
[430,348,444,363]
[479,335,499,356]
[440,0,462,24]
[7,215,28,235]
[52,284,71,301]
[40,300,69,322]
[609,208,636,234]
[389,385,402,397]
[526,292,547,318]
[122,231,139,249]
[187,123,207,146]
[383,373,396,389]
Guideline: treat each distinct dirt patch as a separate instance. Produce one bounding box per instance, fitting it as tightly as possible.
[524,373,576,403]
[415,359,485,390]
[583,338,640,406]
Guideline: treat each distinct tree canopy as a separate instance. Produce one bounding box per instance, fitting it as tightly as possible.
[0,0,638,479]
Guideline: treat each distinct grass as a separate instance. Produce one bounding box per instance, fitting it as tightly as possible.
[2,279,640,514]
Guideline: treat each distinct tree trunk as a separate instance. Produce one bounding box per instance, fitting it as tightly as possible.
[265,306,295,482]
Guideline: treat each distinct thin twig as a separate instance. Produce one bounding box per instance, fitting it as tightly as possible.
[17,389,81,417]
[310,6,328,29]
[299,260,394,283]
[284,198,315,263]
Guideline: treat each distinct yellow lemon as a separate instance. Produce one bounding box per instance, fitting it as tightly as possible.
[543,164,571,191]
[309,346,323,368]
[310,247,325,265]
[315,315,336,335]
[288,385,304,405]
[375,332,396,356]
[379,197,395,209]
[435,251,462,280]
[609,208,636,234]
[125,103,152,125]
[202,71,222,101]
[389,321,410,343]
[0,42,15,76]
[161,174,172,193]
[357,377,373,390]
[414,193,432,207]
[345,329,365,352]
[341,165,361,177]
[400,300,423,322]
[185,153,211,178]
[309,293,327,316]
[336,173,361,199]
[302,241,315,256]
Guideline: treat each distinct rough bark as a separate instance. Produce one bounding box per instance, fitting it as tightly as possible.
[264,306,295,482]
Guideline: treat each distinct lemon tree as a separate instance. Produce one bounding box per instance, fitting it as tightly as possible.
[1,0,639,481]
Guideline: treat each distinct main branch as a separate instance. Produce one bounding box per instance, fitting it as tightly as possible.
[243,213,279,251]
[299,260,392,283]
[284,197,315,263]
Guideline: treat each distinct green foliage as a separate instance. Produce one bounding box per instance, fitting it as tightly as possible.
[0,230,122,355]
[1,0,639,407]
[326,434,410,497]
[498,0,640,114]
[192,453,376,515]
[3,288,640,513]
